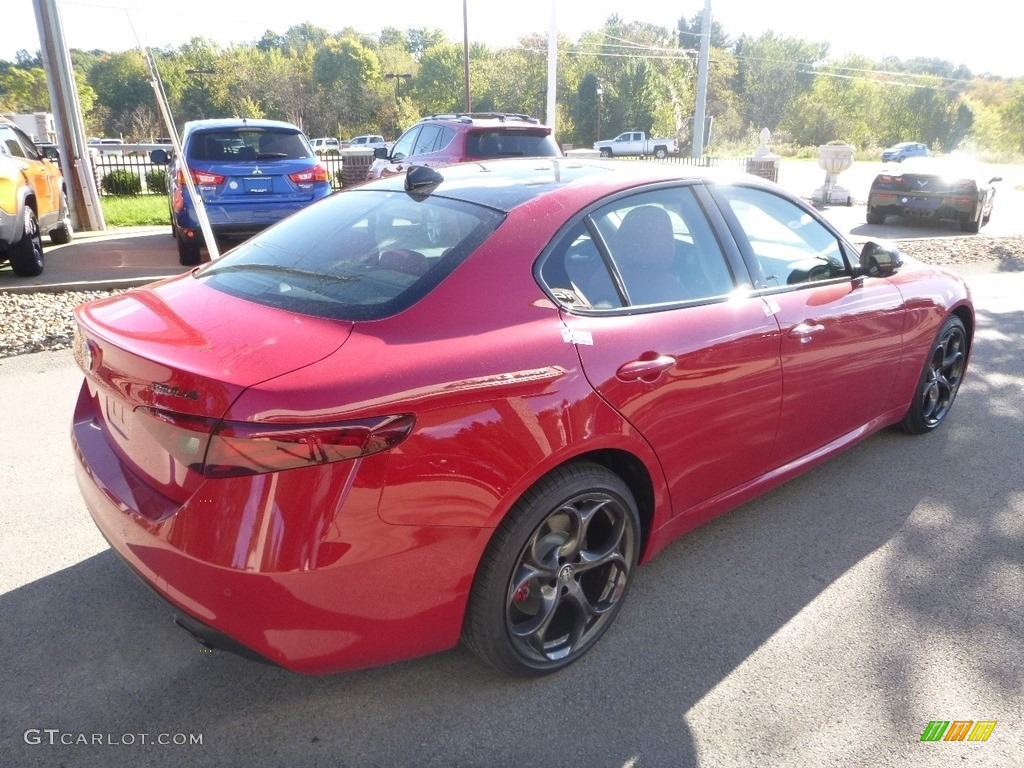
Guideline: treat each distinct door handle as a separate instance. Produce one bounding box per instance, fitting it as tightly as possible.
[616,355,676,382]
[788,321,825,339]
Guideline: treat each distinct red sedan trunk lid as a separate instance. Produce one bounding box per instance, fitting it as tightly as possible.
[73,277,352,501]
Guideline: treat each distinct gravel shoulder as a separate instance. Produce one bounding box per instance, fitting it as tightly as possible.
[2,236,1023,359]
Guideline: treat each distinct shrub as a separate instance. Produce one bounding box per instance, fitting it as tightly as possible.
[101,169,142,196]
[334,168,344,187]
[145,168,168,194]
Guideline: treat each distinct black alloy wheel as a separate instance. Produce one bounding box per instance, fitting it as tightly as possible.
[464,462,640,676]
[899,316,968,434]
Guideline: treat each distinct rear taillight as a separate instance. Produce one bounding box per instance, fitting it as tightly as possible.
[876,174,902,185]
[191,169,225,186]
[289,164,329,183]
[137,408,414,479]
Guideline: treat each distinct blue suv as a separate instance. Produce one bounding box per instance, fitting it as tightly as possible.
[155,119,332,265]
[880,142,929,163]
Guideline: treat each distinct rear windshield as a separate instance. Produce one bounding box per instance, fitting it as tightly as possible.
[465,130,560,158]
[197,190,505,321]
[187,129,311,162]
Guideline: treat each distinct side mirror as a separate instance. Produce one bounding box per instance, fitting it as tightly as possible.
[373,146,389,160]
[150,148,170,165]
[858,241,903,278]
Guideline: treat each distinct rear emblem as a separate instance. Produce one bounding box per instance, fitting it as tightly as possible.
[917,180,928,188]
[251,166,263,175]
[151,382,200,401]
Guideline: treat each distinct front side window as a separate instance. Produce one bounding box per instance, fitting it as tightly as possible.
[540,185,737,310]
[715,185,850,289]
[390,127,420,161]
[198,190,504,321]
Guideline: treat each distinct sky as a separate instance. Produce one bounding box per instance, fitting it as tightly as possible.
[5,0,1021,78]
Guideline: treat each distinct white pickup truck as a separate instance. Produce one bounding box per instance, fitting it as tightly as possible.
[594,131,678,159]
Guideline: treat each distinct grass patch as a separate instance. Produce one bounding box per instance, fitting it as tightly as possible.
[100,195,169,227]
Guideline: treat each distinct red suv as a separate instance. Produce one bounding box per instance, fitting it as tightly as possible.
[366,113,561,180]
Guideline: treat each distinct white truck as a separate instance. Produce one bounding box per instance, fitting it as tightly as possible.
[594,131,678,159]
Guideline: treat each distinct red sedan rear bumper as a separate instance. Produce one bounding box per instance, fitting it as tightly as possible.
[71,385,490,675]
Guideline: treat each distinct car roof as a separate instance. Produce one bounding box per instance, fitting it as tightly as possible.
[416,113,546,128]
[182,118,303,136]
[359,157,769,213]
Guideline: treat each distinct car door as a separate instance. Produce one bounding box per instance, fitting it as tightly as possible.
[709,184,906,469]
[0,124,60,220]
[541,184,783,514]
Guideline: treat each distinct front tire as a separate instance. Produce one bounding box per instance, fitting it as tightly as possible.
[8,206,44,277]
[599,148,612,158]
[463,462,640,676]
[898,316,968,434]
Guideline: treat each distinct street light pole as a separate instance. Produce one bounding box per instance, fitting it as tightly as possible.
[384,72,411,100]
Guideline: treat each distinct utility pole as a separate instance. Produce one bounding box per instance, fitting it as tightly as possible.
[33,0,105,231]
[462,0,471,112]
[546,0,557,135]
[692,0,711,158]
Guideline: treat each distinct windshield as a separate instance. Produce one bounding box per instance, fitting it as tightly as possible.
[198,190,505,320]
[465,130,560,158]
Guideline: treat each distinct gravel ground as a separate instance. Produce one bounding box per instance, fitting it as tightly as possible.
[2,236,1023,360]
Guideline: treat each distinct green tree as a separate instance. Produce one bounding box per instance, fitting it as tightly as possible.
[0,66,50,111]
[86,50,155,138]
[313,35,383,135]
[733,32,828,132]
[414,43,464,114]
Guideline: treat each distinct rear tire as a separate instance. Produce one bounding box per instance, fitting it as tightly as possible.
[8,206,44,277]
[463,462,640,676]
[653,147,667,159]
[866,209,885,225]
[177,237,201,266]
[49,192,73,245]
[960,206,982,233]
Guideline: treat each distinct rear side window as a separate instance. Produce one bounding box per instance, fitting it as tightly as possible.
[198,191,505,321]
[465,130,560,158]
[411,125,456,156]
[187,129,311,162]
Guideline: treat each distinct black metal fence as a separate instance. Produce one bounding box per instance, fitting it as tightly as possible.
[637,153,779,183]
[86,150,776,194]
[89,151,355,195]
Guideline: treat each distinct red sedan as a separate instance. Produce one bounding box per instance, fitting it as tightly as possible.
[71,159,973,676]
